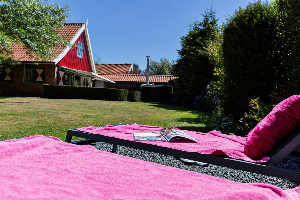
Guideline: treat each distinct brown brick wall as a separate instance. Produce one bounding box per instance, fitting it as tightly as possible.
[0,63,56,97]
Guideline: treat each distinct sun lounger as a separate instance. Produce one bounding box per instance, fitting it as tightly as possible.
[1,135,299,199]
[66,124,300,182]
[66,95,300,182]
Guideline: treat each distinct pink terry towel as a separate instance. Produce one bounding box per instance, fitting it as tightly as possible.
[0,135,299,200]
[78,124,270,163]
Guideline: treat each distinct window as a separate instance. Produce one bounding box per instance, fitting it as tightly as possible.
[77,41,84,59]
[25,64,35,82]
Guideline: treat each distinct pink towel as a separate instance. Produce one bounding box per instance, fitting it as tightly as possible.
[0,135,299,199]
[78,124,270,163]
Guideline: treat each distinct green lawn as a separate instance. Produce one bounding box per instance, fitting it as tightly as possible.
[0,97,210,141]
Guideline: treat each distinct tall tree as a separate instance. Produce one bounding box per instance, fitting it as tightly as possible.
[149,58,172,75]
[133,63,139,70]
[274,0,300,95]
[172,9,218,106]
[0,0,69,64]
[222,1,279,120]
[206,25,224,112]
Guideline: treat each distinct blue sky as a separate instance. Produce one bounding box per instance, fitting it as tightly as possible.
[48,0,258,70]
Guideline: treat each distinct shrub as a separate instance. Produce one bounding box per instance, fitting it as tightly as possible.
[115,89,128,101]
[43,85,132,101]
[239,97,275,133]
[275,0,300,95]
[173,9,217,106]
[128,90,141,102]
[205,113,245,136]
[194,88,212,112]
[194,85,221,113]
[222,1,279,120]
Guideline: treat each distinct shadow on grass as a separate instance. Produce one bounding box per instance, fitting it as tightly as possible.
[0,96,13,100]
[147,102,200,114]
[0,96,30,103]
[177,113,211,124]
[176,113,211,133]
[148,103,212,133]
[0,101,29,104]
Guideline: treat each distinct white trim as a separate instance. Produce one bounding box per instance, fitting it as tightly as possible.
[130,63,133,71]
[60,66,115,83]
[52,23,86,64]
[84,19,97,74]
[91,72,115,83]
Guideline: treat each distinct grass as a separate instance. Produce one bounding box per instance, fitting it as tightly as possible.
[0,97,210,141]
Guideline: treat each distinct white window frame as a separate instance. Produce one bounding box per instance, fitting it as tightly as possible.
[77,41,84,59]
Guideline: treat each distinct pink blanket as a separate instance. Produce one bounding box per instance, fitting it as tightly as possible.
[78,124,270,163]
[0,135,299,199]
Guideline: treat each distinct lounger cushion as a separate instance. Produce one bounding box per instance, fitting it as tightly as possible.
[244,95,300,160]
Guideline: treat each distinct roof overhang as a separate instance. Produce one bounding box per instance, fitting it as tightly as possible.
[60,66,115,83]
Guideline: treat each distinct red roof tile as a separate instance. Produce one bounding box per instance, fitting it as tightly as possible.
[95,74,177,83]
[10,23,84,62]
[95,64,132,75]
[94,64,176,83]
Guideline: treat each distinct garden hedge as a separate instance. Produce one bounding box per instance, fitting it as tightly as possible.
[43,84,139,102]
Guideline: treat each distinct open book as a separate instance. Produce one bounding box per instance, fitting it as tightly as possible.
[160,127,198,143]
[133,127,197,143]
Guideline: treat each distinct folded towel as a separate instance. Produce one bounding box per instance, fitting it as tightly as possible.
[78,124,270,163]
[0,135,299,199]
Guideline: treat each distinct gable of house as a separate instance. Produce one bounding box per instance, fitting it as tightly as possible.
[53,22,113,85]
[56,31,92,72]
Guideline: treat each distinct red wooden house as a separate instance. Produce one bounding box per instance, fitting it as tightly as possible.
[0,20,114,97]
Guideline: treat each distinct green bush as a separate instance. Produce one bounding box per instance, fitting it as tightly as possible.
[128,90,141,102]
[275,0,300,95]
[194,85,220,113]
[115,89,128,101]
[173,9,217,106]
[239,97,274,133]
[222,1,279,120]
[205,113,245,136]
[194,88,212,112]
[105,88,117,101]
[43,85,132,101]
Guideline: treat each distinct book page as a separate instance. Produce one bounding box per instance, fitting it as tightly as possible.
[133,132,165,141]
[160,128,197,143]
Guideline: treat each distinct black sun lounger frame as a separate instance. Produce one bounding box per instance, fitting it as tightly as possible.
[66,126,300,182]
